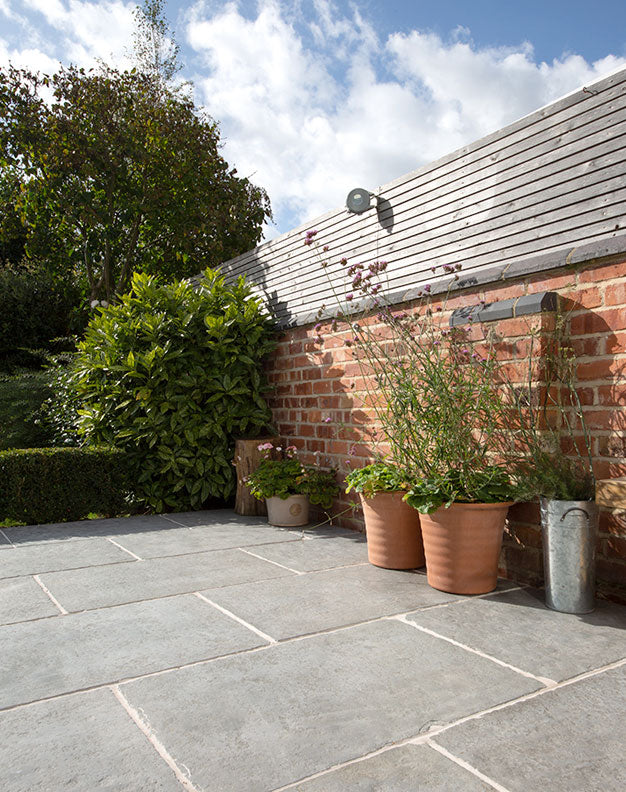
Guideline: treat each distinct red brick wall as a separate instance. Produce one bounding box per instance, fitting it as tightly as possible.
[265,255,626,595]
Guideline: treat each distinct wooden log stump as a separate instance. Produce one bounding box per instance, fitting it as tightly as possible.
[234,437,280,516]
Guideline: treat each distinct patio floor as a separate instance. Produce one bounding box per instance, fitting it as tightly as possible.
[0,510,624,792]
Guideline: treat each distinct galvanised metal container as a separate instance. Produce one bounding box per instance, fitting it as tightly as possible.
[540,498,599,614]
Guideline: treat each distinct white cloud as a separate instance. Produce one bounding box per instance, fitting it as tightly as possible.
[184,1,626,237]
[2,0,625,237]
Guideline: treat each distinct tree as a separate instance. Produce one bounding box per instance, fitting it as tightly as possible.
[132,0,182,84]
[0,64,272,303]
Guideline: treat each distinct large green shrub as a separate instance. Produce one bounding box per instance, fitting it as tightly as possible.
[0,447,131,524]
[0,268,82,357]
[69,270,276,511]
[0,371,51,450]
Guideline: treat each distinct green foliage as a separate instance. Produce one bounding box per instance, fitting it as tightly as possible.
[0,371,51,450]
[0,63,272,303]
[68,270,276,511]
[0,268,82,359]
[132,0,182,84]
[247,458,340,509]
[404,467,519,514]
[344,462,409,498]
[0,447,131,524]
[35,361,83,447]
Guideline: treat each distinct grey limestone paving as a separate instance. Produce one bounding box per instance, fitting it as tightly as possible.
[0,577,59,625]
[406,587,626,682]
[436,663,626,792]
[0,537,133,579]
[0,530,10,546]
[0,689,181,792]
[108,520,301,559]
[292,743,493,791]
[204,563,463,640]
[0,593,268,709]
[120,618,541,792]
[246,532,369,572]
[161,508,269,528]
[38,546,295,612]
[3,513,177,546]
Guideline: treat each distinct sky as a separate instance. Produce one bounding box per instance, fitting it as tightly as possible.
[1,0,625,239]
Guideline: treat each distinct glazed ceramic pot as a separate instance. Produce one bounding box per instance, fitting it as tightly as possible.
[420,501,512,594]
[360,491,425,569]
[265,495,309,527]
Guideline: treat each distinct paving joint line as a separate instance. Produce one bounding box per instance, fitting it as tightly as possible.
[194,592,278,644]
[238,547,304,575]
[32,574,68,615]
[0,555,140,583]
[107,537,143,561]
[392,614,556,686]
[0,529,14,547]
[426,739,513,791]
[110,685,202,792]
[272,656,626,791]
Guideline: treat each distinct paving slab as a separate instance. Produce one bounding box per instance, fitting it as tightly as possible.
[246,533,369,572]
[204,564,473,640]
[293,743,493,791]
[0,593,266,709]
[109,521,301,559]
[3,514,176,546]
[164,509,268,528]
[0,689,181,791]
[39,547,294,612]
[436,663,626,792]
[0,530,11,546]
[406,587,626,682]
[0,577,58,626]
[0,537,134,580]
[121,619,541,792]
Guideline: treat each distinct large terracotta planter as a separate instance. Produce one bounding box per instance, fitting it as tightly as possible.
[360,491,425,569]
[420,501,512,594]
[265,495,309,527]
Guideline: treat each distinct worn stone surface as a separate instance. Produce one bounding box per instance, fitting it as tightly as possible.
[109,522,300,559]
[3,514,176,546]
[121,619,540,792]
[39,547,294,612]
[294,744,493,791]
[0,689,181,791]
[0,538,133,580]
[164,509,268,528]
[0,531,11,546]
[0,577,58,626]
[437,664,626,792]
[0,593,265,709]
[406,587,626,681]
[204,564,460,639]
[246,533,368,572]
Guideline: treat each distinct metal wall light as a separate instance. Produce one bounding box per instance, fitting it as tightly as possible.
[346,187,376,214]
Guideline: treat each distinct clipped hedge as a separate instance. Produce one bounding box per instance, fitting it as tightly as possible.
[0,447,131,525]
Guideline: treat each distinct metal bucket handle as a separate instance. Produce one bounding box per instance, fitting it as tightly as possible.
[559,506,592,522]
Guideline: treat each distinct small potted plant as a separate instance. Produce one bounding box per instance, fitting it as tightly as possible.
[247,443,340,527]
[345,462,424,569]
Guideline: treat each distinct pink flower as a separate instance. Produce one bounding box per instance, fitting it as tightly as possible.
[257,442,274,451]
[323,416,332,423]
[345,293,354,302]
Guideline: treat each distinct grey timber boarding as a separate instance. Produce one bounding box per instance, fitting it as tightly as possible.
[212,69,626,327]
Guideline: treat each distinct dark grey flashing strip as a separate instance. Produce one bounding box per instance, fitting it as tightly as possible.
[449,291,557,327]
[276,233,626,329]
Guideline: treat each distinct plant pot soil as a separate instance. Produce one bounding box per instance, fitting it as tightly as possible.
[420,501,512,594]
[265,495,309,527]
[360,491,425,569]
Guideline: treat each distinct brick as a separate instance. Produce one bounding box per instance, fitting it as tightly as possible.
[570,308,626,335]
[559,286,602,310]
[504,523,543,549]
[294,382,312,395]
[604,282,626,306]
[507,501,541,524]
[584,409,626,430]
[578,260,626,284]
[605,330,626,355]
[595,460,626,480]
[595,559,626,585]
[483,283,527,301]
[597,385,626,407]
[599,510,626,537]
[596,435,626,458]
[577,358,624,381]
[527,272,576,293]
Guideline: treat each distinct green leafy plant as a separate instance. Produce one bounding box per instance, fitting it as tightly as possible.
[404,467,519,514]
[65,270,276,511]
[247,444,339,509]
[345,462,409,499]
[0,447,131,524]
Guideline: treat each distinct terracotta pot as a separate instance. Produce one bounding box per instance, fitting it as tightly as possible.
[360,491,425,569]
[420,501,512,594]
[265,495,309,527]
